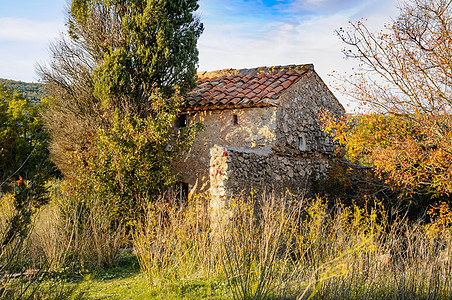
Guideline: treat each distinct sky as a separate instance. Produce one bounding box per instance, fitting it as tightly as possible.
[0,0,400,109]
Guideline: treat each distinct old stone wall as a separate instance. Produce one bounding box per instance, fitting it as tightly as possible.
[209,145,331,211]
[276,70,344,155]
[174,106,277,195]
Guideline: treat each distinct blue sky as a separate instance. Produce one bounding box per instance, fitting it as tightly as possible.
[0,0,399,109]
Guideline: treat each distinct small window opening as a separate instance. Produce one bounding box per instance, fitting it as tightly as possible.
[176,181,189,206]
[175,114,187,128]
[233,114,238,125]
[299,134,307,151]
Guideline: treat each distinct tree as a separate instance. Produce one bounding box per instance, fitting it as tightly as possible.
[0,85,54,184]
[38,0,203,174]
[71,113,201,227]
[0,85,53,275]
[38,0,203,224]
[331,0,452,199]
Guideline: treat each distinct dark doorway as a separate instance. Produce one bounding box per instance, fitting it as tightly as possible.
[176,181,189,206]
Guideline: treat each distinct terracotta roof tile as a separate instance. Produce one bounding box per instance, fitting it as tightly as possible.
[256,91,267,98]
[273,86,284,94]
[258,78,268,84]
[268,81,280,89]
[248,83,260,90]
[254,87,263,94]
[266,91,276,98]
[184,64,313,111]
[244,74,254,80]
[281,80,292,89]
[251,96,260,103]
[231,97,240,104]
[225,82,235,89]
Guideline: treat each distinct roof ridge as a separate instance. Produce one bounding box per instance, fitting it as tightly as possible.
[197,64,314,79]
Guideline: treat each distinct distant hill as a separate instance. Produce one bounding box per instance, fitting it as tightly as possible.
[0,78,46,105]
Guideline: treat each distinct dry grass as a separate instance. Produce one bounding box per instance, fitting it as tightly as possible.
[134,193,452,299]
[133,195,213,285]
[3,185,452,299]
[0,192,82,300]
[23,181,127,271]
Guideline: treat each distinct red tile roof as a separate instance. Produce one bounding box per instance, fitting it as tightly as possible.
[184,64,314,111]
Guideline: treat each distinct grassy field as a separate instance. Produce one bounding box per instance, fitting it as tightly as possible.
[2,189,452,299]
[53,254,231,299]
[74,274,231,299]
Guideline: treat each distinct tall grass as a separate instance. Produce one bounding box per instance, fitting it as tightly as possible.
[219,195,300,299]
[4,180,452,299]
[133,196,213,286]
[0,191,83,299]
[0,192,46,299]
[134,193,452,299]
[22,180,127,271]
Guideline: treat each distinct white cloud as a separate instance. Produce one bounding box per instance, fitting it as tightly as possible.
[0,17,63,43]
[0,17,65,82]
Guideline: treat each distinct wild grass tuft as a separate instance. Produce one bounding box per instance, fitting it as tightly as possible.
[133,196,213,286]
[134,193,452,299]
[4,183,452,299]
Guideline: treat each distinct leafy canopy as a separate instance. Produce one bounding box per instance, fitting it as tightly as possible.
[0,85,54,184]
[321,112,452,198]
[0,79,46,106]
[68,0,203,113]
[0,86,55,256]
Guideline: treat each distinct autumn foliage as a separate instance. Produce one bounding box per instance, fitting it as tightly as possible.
[320,111,452,198]
[324,0,452,201]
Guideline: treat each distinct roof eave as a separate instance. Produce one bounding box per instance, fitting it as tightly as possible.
[181,102,278,113]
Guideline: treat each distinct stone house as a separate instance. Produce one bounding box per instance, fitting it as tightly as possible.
[174,64,344,209]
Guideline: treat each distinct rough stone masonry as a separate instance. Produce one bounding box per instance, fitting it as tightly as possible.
[175,64,344,222]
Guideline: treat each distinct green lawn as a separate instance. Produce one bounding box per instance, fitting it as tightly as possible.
[75,275,231,299]
[56,257,231,299]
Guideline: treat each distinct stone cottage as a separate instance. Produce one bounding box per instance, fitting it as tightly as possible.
[174,64,344,209]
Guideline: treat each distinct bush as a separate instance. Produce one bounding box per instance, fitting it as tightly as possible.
[0,189,80,299]
[69,112,201,231]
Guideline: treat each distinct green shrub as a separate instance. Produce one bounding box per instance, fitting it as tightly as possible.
[70,111,201,230]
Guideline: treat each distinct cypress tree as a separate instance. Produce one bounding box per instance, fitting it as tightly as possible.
[39,0,203,174]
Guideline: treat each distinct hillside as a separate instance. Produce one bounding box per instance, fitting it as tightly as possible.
[0,78,46,105]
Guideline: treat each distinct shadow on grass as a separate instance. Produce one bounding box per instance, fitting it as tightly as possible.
[89,253,141,281]
[45,253,141,284]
